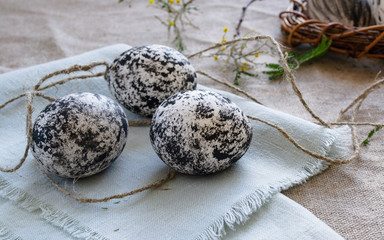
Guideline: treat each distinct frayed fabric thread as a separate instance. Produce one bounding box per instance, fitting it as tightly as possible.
[196,126,351,240]
[0,221,22,240]
[0,177,108,240]
[195,161,326,240]
[195,187,277,240]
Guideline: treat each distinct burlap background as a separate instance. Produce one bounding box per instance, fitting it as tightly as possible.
[0,0,383,239]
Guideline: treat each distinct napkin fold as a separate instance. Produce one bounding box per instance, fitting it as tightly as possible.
[0,44,347,239]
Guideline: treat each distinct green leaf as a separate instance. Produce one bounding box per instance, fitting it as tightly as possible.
[265,63,282,70]
[173,35,185,52]
[240,71,257,77]
[263,64,285,79]
[362,125,382,146]
[262,70,284,76]
[368,129,376,138]
[234,71,241,85]
[362,139,370,146]
[264,35,332,79]
[294,35,332,64]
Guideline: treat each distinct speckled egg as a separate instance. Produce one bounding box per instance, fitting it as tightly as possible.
[149,90,253,175]
[106,44,197,117]
[31,92,128,178]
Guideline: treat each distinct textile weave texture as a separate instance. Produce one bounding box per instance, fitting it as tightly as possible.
[0,45,348,239]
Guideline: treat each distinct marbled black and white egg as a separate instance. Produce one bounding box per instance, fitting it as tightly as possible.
[149,90,253,175]
[106,44,197,117]
[31,92,128,178]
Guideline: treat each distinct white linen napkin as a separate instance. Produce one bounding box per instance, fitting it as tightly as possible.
[0,44,347,240]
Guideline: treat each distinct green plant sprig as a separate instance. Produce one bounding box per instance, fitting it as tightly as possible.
[151,0,198,52]
[263,35,332,80]
[362,126,382,146]
[119,0,197,52]
[212,30,272,85]
[210,31,331,85]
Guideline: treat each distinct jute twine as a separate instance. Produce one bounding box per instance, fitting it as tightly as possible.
[35,160,176,203]
[188,35,384,165]
[0,62,174,203]
[0,35,383,203]
[0,62,108,173]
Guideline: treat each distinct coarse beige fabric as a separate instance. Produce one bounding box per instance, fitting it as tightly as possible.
[0,0,383,239]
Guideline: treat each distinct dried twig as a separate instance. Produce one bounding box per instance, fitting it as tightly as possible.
[234,0,262,38]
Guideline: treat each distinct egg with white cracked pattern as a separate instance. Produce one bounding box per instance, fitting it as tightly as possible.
[150,90,253,175]
[106,44,197,117]
[31,92,128,178]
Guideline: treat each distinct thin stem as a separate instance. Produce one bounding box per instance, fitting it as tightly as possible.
[189,35,330,127]
[234,0,262,38]
[196,70,263,105]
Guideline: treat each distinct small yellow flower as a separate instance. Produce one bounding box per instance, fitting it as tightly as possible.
[170,21,175,26]
[223,27,228,33]
[176,0,180,3]
[169,0,174,3]
[221,38,227,43]
[243,62,247,66]
[241,67,245,72]
[214,56,218,61]
[221,46,226,51]
[149,0,154,3]
[254,53,259,57]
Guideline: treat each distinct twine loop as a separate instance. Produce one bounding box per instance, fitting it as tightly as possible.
[0,61,177,202]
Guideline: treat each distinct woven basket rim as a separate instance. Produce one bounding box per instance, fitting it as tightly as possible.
[280,0,384,58]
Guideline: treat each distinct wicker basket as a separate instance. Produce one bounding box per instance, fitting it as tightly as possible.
[279,0,384,58]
